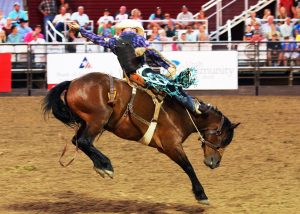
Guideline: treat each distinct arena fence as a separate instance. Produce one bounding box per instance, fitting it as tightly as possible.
[0,41,299,96]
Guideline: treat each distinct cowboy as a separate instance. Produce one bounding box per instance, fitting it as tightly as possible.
[69,20,202,115]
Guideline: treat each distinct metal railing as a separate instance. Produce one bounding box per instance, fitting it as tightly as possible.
[0,41,299,96]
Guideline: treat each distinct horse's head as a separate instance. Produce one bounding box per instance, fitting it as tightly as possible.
[195,103,240,169]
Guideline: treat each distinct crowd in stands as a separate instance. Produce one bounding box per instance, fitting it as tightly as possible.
[0,0,299,64]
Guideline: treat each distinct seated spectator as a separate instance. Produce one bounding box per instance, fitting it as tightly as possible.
[176,5,194,29]
[262,8,272,20]
[279,17,294,39]
[130,8,142,23]
[262,16,276,38]
[62,2,72,14]
[97,21,115,38]
[71,6,90,29]
[29,32,46,44]
[97,9,114,28]
[7,25,22,43]
[52,5,71,33]
[194,9,207,28]
[197,25,209,41]
[0,30,6,43]
[163,13,176,25]
[267,33,282,66]
[277,6,288,25]
[243,25,254,41]
[164,20,176,37]
[294,21,300,38]
[171,36,179,51]
[24,25,44,43]
[17,19,32,41]
[2,18,13,36]
[278,0,293,18]
[148,7,165,28]
[8,2,28,23]
[292,1,300,16]
[280,36,298,66]
[115,6,129,22]
[251,30,265,42]
[147,25,166,51]
[245,11,261,30]
[185,25,197,41]
[178,32,187,51]
[0,10,6,30]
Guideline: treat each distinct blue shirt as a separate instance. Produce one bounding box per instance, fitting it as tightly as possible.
[8,10,28,21]
[17,26,32,40]
[7,33,22,43]
[281,41,297,50]
[79,28,171,69]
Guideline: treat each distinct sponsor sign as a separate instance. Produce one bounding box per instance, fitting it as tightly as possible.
[0,53,12,92]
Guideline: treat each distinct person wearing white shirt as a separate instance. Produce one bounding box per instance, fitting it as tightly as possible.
[176,5,193,29]
[97,9,114,27]
[279,17,294,39]
[115,6,129,22]
[53,6,71,33]
[71,6,90,29]
[245,11,261,30]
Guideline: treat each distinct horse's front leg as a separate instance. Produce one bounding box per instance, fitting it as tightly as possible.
[162,142,209,204]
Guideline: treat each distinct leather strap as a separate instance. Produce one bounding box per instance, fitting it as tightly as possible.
[108,75,116,105]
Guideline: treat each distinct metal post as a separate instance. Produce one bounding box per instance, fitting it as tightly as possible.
[254,42,260,96]
[27,44,32,96]
[245,0,249,12]
[216,1,220,41]
[227,20,232,50]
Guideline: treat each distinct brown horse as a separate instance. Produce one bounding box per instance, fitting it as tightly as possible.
[43,72,239,204]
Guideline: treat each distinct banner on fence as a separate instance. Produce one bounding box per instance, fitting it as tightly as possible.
[0,53,12,92]
[47,53,123,89]
[162,51,238,90]
[47,51,238,90]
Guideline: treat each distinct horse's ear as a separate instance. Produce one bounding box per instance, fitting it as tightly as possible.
[231,122,240,129]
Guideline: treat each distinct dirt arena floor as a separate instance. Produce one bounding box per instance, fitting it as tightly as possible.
[0,96,299,214]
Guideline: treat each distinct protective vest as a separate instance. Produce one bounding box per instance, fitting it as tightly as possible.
[115,34,144,75]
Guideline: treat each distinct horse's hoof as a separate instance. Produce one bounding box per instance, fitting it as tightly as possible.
[198,199,210,205]
[93,167,105,178]
[104,169,114,179]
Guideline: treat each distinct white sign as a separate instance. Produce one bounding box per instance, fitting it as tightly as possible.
[162,51,238,90]
[47,53,123,84]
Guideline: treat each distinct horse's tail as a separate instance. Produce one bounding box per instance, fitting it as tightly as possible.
[43,81,82,127]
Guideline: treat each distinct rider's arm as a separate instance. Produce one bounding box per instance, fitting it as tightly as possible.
[79,27,114,49]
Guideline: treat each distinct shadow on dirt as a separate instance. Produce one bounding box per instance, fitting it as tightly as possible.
[7,191,205,214]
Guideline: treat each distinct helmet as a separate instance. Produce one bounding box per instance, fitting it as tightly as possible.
[115,20,144,36]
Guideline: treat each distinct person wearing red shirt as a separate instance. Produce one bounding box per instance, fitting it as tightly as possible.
[24,25,44,43]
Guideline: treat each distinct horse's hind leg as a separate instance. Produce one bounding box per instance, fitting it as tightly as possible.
[73,119,114,178]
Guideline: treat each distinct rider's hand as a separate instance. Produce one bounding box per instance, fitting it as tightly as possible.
[68,22,80,32]
[165,66,176,78]
[135,47,146,57]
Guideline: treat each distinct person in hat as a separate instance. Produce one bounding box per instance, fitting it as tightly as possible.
[69,19,203,115]
[8,2,28,23]
[17,18,32,41]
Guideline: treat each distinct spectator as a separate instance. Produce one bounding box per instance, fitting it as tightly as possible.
[293,5,300,18]
[197,24,209,41]
[278,0,293,17]
[0,10,6,30]
[176,5,194,29]
[39,0,58,35]
[24,25,44,43]
[17,19,32,41]
[171,36,179,51]
[243,25,254,41]
[97,9,114,27]
[251,29,265,42]
[71,6,90,29]
[148,7,165,28]
[97,21,115,38]
[267,33,282,66]
[279,17,294,38]
[294,21,300,38]
[130,8,142,23]
[262,9,272,20]
[164,20,176,37]
[277,6,288,25]
[52,5,71,33]
[262,16,276,38]
[29,32,46,44]
[178,32,187,51]
[280,36,299,66]
[8,2,28,23]
[185,25,197,41]
[194,9,207,28]
[147,25,166,51]
[2,18,13,36]
[0,30,6,43]
[65,30,77,53]
[245,11,261,30]
[115,6,129,22]
[7,25,22,43]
